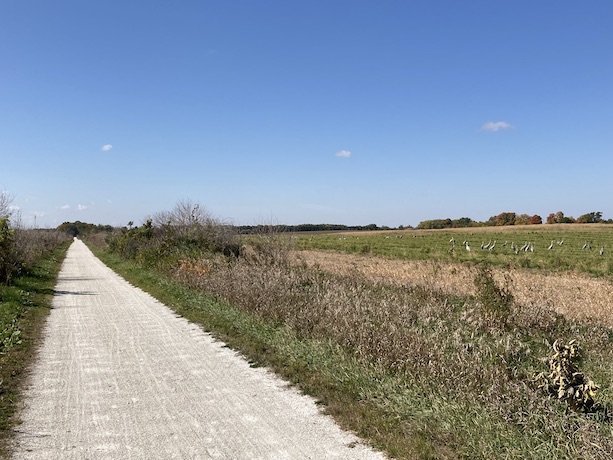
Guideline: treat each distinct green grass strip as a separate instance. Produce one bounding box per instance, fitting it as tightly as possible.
[0,242,70,457]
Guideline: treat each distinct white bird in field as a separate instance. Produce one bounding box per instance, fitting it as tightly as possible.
[548,241,554,251]
[465,242,471,252]
[600,247,605,256]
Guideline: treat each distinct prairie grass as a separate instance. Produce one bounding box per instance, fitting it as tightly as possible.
[167,238,613,459]
[295,250,613,326]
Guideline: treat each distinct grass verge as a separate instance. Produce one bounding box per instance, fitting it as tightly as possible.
[0,242,70,457]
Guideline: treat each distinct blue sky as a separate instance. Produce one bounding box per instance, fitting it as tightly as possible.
[2,1,611,228]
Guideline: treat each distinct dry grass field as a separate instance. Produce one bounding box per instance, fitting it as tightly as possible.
[295,250,613,326]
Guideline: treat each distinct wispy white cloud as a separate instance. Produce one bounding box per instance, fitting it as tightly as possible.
[336,149,352,158]
[77,204,88,211]
[60,204,70,209]
[101,144,113,152]
[480,121,513,132]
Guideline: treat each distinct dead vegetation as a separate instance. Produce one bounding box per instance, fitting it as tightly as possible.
[295,250,613,326]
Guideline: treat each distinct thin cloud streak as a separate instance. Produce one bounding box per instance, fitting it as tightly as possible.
[480,121,513,132]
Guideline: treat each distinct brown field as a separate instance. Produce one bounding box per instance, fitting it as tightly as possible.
[296,249,613,326]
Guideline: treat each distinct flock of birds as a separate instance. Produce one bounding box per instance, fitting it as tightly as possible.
[329,234,607,257]
[448,237,605,256]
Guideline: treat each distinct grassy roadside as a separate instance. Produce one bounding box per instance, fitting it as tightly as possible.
[90,247,414,457]
[0,242,70,457]
[90,244,613,459]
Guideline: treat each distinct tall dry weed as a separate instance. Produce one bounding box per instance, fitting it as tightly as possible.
[168,236,613,457]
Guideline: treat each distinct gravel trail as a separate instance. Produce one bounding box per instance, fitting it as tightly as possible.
[12,240,385,459]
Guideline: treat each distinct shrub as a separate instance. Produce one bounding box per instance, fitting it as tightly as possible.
[107,201,240,266]
[0,217,16,283]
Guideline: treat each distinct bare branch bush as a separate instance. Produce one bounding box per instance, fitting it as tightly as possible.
[0,192,70,283]
[108,200,240,266]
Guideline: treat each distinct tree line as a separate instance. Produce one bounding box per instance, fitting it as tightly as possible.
[417,211,611,230]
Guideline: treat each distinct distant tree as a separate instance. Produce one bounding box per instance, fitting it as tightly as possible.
[546,211,575,224]
[57,221,114,236]
[417,218,453,229]
[529,214,543,225]
[576,212,603,224]
[453,217,474,228]
[417,217,477,229]
[0,192,14,219]
[493,212,516,226]
[515,214,531,225]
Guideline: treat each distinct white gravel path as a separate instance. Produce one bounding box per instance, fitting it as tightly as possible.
[12,240,386,459]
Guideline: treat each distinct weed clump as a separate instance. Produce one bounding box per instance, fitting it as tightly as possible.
[535,339,599,413]
[473,266,513,329]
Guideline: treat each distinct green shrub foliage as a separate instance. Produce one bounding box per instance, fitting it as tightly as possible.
[0,217,16,283]
[107,201,240,266]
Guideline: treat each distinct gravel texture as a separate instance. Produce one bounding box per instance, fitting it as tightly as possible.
[12,240,385,459]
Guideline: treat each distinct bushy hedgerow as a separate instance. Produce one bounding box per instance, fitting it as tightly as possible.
[107,201,240,267]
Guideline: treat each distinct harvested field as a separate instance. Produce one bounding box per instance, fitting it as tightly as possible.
[296,250,613,326]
